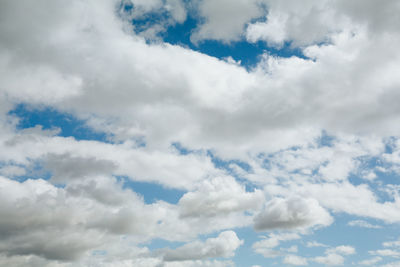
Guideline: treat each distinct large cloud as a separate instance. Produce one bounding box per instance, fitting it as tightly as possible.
[1,0,400,265]
[254,196,333,231]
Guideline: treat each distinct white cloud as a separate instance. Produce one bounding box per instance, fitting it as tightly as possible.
[381,261,400,267]
[306,241,327,248]
[326,245,356,256]
[369,249,400,258]
[313,253,344,266]
[162,231,243,261]
[348,220,381,229]
[254,196,333,231]
[190,0,262,43]
[383,239,400,248]
[283,254,308,266]
[252,233,300,258]
[1,0,400,265]
[274,181,400,224]
[359,256,382,265]
[178,176,264,218]
[311,245,355,266]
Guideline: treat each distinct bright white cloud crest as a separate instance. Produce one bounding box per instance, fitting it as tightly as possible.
[0,0,400,266]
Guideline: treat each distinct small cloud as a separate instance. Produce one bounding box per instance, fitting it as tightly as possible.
[326,245,356,255]
[348,220,381,229]
[283,254,308,266]
[306,241,327,248]
[359,256,382,265]
[369,249,400,258]
[383,239,400,248]
[313,253,344,266]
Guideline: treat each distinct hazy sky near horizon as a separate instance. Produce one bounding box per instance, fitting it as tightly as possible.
[1,0,400,266]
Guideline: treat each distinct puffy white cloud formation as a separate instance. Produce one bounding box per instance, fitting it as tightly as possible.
[178,176,264,218]
[162,231,243,261]
[1,0,400,265]
[190,0,263,43]
[313,253,345,266]
[359,256,382,266]
[252,232,300,258]
[254,196,333,231]
[283,254,308,266]
[312,245,355,266]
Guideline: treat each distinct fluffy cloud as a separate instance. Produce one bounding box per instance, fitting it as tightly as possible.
[254,196,333,231]
[348,220,381,229]
[283,254,308,266]
[313,253,345,266]
[359,256,382,265]
[326,245,356,256]
[0,175,159,260]
[1,0,400,265]
[312,245,355,266]
[162,231,243,261]
[252,233,300,258]
[190,0,262,43]
[178,176,264,218]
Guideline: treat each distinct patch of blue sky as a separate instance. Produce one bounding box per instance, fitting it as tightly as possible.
[120,177,186,205]
[132,10,171,33]
[233,222,382,267]
[383,136,398,154]
[162,15,306,68]
[121,0,307,69]
[354,155,400,189]
[171,142,199,155]
[207,150,252,172]
[317,130,336,147]
[233,226,277,267]
[146,238,185,251]
[311,213,391,264]
[8,103,110,142]
[91,250,107,256]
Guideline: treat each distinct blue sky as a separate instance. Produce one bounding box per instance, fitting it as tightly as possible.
[1,1,400,266]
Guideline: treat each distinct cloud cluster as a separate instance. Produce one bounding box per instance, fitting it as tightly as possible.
[1,0,400,265]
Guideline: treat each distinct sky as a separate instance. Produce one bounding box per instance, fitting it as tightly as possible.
[1,0,400,266]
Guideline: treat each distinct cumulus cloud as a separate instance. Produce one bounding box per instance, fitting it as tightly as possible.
[283,254,308,266]
[326,245,356,256]
[162,231,243,261]
[312,245,355,266]
[190,0,262,43]
[178,176,264,218]
[313,253,345,266]
[254,196,333,231]
[1,0,400,265]
[252,233,300,258]
[44,153,117,183]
